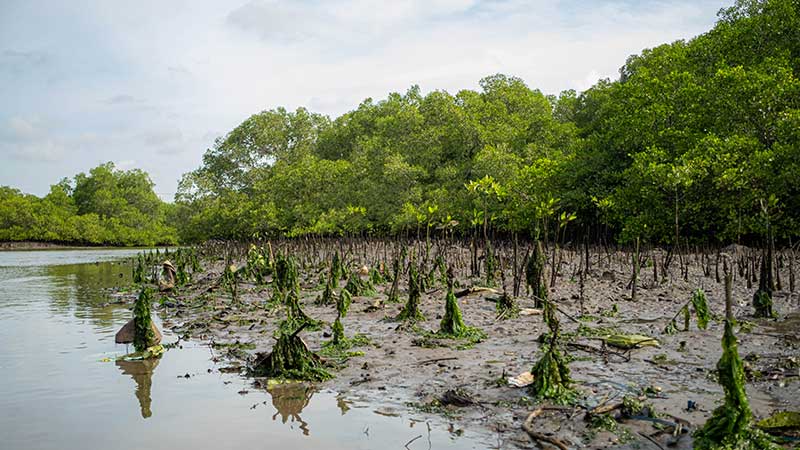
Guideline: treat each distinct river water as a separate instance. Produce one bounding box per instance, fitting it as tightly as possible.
[0,249,480,450]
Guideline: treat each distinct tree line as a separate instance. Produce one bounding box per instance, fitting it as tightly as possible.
[0,163,177,246]
[2,0,798,248]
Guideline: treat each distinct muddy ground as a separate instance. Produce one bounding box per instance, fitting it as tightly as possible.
[133,242,799,449]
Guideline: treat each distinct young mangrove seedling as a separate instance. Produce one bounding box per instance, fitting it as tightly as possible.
[222,263,239,301]
[331,251,344,288]
[664,289,711,334]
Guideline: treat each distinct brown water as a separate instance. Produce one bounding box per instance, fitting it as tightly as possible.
[0,249,481,450]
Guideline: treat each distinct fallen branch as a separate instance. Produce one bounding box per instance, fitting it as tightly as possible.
[415,356,458,366]
[404,434,422,449]
[455,286,498,298]
[522,408,570,450]
[567,342,631,362]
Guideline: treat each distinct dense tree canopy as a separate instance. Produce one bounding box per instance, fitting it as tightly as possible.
[0,163,177,246]
[172,0,800,246]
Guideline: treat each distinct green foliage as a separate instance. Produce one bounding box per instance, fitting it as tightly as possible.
[246,244,271,285]
[0,163,177,246]
[8,2,800,247]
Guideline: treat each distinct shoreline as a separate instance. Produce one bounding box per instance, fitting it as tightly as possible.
[0,241,175,251]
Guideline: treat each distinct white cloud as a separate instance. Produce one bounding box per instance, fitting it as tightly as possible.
[0,0,731,196]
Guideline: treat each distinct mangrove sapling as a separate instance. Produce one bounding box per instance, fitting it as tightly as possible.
[439,276,466,335]
[271,254,299,304]
[395,263,425,323]
[631,237,640,301]
[133,254,145,284]
[693,267,778,450]
[664,289,711,334]
[321,283,369,358]
[250,322,333,382]
[285,289,318,330]
[529,295,575,403]
[526,241,547,308]
[246,244,270,285]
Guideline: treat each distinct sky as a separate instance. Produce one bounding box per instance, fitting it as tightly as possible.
[0,0,730,200]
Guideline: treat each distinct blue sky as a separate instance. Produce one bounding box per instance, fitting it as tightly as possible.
[0,0,729,199]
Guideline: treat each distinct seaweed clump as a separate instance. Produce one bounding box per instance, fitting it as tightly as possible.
[251,322,333,382]
[395,262,425,323]
[133,288,157,352]
[694,271,777,449]
[529,295,575,403]
[526,241,547,308]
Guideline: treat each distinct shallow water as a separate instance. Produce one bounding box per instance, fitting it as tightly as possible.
[0,249,479,450]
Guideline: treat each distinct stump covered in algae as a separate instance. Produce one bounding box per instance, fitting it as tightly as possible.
[529,295,574,403]
[439,268,467,335]
[694,271,778,449]
[526,241,547,308]
[251,323,332,382]
[395,263,425,323]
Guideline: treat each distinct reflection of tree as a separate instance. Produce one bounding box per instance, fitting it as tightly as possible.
[116,358,160,418]
[46,261,133,330]
[267,383,315,436]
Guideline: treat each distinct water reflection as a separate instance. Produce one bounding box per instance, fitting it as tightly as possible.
[116,358,160,418]
[267,383,315,435]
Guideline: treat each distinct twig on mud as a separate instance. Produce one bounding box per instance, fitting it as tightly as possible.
[522,408,570,450]
[404,434,423,449]
[416,356,459,366]
[567,342,631,363]
[638,431,665,450]
[530,294,580,324]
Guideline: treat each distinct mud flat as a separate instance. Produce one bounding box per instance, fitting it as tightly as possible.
[134,240,799,449]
